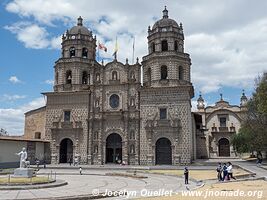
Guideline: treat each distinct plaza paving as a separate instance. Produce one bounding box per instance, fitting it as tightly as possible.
[0,160,266,200]
[0,168,199,200]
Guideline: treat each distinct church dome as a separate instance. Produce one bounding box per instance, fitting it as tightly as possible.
[152,6,179,30]
[69,16,91,35]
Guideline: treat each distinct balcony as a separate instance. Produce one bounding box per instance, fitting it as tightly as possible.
[211,126,236,133]
[219,127,228,132]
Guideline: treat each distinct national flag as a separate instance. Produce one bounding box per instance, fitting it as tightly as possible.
[98,42,107,52]
[112,37,118,58]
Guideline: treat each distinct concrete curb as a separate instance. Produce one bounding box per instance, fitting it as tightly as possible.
[0,179,67,190]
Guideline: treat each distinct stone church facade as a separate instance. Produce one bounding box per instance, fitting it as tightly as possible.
[195,92,248,159]
[23,8,245,165]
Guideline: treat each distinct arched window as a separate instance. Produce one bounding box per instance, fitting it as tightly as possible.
[82,71,88,84]
[82,48,88,58]
[161,66,168,80]
[66,70,72,84]
[179,66,183,80]
[130,130,135,140]
[152,42,155,52]
[161,40,168,51]
[69,47,75,57]
[112,71,118,80]
[147,68,151,85]
[174,41,178,51]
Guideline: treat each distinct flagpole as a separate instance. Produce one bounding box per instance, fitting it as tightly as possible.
[97,42,100,62]
[132,36,135,64]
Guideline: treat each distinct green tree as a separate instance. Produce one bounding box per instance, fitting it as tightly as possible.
[232,73,267,154]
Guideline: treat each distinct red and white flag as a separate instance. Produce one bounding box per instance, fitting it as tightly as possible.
[98,42,107,52]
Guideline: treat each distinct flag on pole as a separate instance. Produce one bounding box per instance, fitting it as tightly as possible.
[112,37,118,59]
[98,42,107,52]
[132,36,135,64]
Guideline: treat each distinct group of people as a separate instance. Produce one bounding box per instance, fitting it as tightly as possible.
[216,162,236,181]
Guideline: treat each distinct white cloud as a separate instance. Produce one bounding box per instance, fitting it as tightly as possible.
[5,22,60,49]
[45,79,54,85]
[0,97,45,135]
[9,76,21,84]
[1,94,26,101]
[4,0,267,94]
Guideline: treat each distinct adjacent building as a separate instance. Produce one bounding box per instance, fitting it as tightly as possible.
[195,92,248,159]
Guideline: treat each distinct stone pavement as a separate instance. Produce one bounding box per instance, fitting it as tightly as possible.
[0,169,199,200]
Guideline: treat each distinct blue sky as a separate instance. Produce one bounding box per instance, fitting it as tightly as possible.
[1,0,266,135]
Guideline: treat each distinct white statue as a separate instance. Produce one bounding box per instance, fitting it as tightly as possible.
[16,147,28,168]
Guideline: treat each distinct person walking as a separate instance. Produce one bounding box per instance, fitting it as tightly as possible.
[256,152,263,167]
[222,163,228,181]
[184,167,189,185]
[227,162,236,180]
[216,162,222,181]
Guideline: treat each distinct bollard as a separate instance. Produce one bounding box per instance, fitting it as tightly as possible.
[30,177,32,185]
[54,172,56,181]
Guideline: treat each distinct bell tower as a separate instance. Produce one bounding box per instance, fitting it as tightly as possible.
[140,7,194,165]
[142,6,192,89]
[54,16,97,92]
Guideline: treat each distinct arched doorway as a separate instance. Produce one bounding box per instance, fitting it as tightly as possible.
[106,133,122,163]
[156,138,172,165]
[218,138,230,157]
[59,138,73,163]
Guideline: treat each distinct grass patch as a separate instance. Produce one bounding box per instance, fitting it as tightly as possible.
[0,176,51,185]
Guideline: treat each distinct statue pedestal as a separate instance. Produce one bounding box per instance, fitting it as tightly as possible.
[14,168,34,178]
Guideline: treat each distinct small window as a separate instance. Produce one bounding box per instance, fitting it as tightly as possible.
[174,41,178,51]
[82,71,88,84]
[82,48,88,58]
[35,132,41,139]
[66,70,72,84]
[161,66,168,80]
[161,40,168,51]
[152,42,155,52]
[69,47,75,57]
[179,66,183,80]
[160,108,167,120]
[112,71,118,80]
[64,111,71,122]
[220,117,227,127]
[110,94,120,108]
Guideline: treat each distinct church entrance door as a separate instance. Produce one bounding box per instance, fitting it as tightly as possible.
[106,133,122,163]
[218,138,230,157]
[59,138,73,163]
[155,138,172,165]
